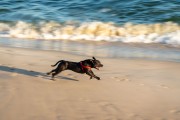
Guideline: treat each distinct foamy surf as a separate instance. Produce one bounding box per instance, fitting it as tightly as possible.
[0,21,180,46]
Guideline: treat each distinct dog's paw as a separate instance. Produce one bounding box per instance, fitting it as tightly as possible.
[96,77,101,80]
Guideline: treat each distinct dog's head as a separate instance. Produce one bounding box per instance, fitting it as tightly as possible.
[91,57,103,70]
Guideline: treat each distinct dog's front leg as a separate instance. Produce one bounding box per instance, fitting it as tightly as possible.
[86,70,100,80]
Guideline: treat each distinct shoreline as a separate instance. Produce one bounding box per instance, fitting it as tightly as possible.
[1,37,180,62]
[0,46,180,120]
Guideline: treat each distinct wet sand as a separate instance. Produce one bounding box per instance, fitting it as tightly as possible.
[1,38,180,62]
[0,46,180,120]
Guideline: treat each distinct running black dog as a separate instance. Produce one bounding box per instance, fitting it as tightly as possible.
[47,57,103,80]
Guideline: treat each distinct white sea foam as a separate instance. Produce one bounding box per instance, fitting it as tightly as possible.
[0,21,180,46]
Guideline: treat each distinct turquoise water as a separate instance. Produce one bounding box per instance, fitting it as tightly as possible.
[0,0,179,24]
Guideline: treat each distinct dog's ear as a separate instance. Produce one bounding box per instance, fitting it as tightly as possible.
[92,56,96,60]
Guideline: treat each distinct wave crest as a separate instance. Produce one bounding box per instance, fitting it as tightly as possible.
[0,21,180,45]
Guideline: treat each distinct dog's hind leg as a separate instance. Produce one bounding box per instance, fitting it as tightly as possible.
[47,69,56,75]
[51,62,68,80]
[51,71,61,80]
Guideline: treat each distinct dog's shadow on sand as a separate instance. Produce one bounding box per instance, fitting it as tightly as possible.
[0,65,79,81]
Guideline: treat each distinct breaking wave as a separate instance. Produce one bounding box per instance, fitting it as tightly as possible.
[0,21,180,46]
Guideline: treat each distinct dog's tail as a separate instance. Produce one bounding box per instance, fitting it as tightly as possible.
[51,60,63,67]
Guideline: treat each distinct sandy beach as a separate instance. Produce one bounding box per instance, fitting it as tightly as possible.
[0,46,180,120]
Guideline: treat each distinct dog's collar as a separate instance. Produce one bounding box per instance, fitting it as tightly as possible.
[80,62,91,72]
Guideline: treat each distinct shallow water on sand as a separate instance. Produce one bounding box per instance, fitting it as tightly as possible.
[0,38,180,62]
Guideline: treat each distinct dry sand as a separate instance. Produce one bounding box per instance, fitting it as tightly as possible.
[0,46,180,120]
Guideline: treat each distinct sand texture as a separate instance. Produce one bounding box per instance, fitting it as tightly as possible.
[0,46,180,120]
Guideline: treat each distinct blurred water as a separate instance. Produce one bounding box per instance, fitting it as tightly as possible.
[1,38,180,62]
[0,0,179,24]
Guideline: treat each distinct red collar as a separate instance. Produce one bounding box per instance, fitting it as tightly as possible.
[80,62,91,72]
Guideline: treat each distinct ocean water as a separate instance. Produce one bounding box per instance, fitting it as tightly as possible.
[0,0,180,61]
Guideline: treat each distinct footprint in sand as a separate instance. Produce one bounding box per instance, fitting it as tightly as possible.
[99,101,110,106]
[170,109,180,114]
[128,113,141,118]
[27,63,36,66]
[128,114,145,120]
[98,101,121,119]
[159,84,169,89]
[7,49,13,52]
[79,98,91,102]
[99,101,119,113]
[56,115,62,120]
[139,83,145,86]
[111,76,130,82]
[120,78,130,82]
